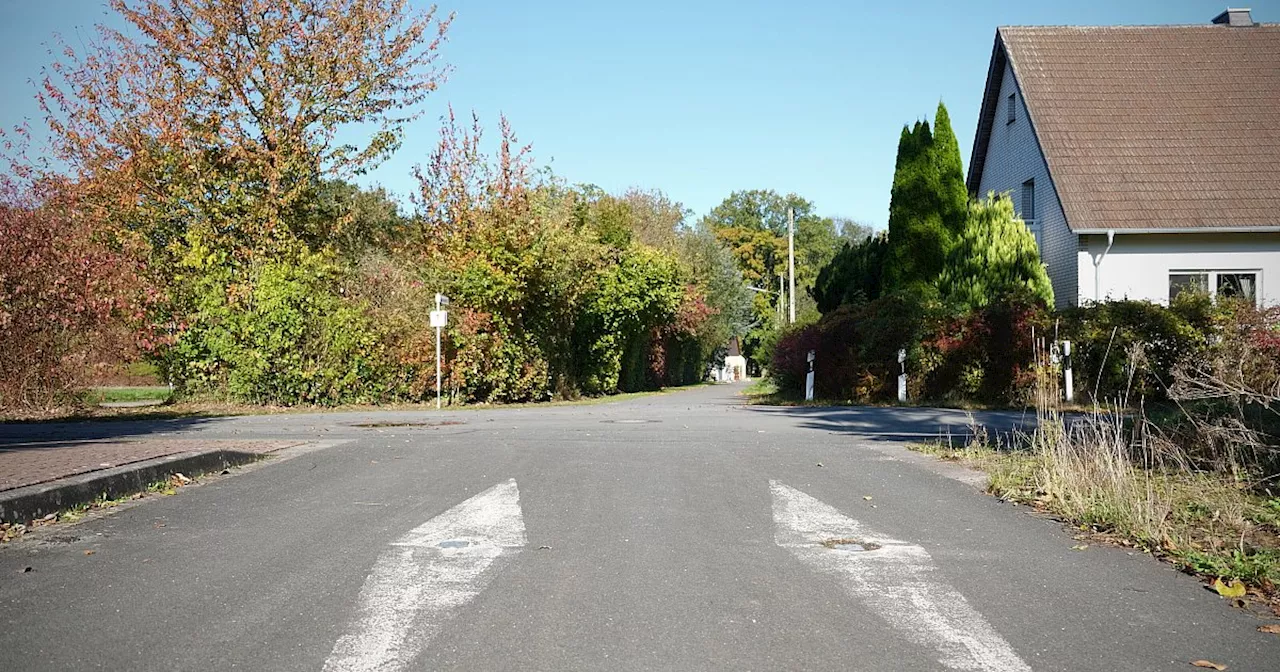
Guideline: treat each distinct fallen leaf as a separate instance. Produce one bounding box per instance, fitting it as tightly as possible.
[1191,661,1226,670]
[1212,578,1247,599]
[172,473,192,485]
[83,550,95,556]
[863,496,873,501]
[1071,544,1089,551]
[1258,624,1280,635]
[815,462,824,467]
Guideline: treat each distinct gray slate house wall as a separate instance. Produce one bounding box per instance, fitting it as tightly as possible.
[973,61,1077,309]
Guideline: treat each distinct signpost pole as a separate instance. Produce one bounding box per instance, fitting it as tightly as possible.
[435,294,442,410]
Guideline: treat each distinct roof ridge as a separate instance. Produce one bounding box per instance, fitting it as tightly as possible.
[998,23,1280,30]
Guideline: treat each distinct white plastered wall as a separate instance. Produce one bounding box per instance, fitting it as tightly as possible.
[1077,232,1280,306]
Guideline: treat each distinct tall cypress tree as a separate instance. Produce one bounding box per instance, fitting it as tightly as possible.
[931,102,969,240]
[884,102,967,292]
[886,120,943,290]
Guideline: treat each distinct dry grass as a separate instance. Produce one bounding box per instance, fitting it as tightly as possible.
[913,337,1280,600]
[914,422,1280,593]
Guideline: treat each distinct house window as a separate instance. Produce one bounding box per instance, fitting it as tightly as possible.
[1169,273,1208,301]
[1217,273,1258,303]
[1169,271,1258,305]
[1007,93,1017,124]
[1020,180,1039,251]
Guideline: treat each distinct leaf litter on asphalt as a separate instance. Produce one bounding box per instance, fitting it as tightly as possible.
[1211,578,1247,599]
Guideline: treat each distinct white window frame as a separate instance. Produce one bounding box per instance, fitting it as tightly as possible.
[1168,269,1261,305]
[1019,180,1039,254]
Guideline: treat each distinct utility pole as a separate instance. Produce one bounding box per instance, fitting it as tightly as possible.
[787,207,796,324]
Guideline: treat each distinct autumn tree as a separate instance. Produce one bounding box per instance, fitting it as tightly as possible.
[298,179,412,258]
[17,0,452,265]
[0,184,154,409]
[0,0,457,404]
[621,187,689,249]
[699,189,839,364]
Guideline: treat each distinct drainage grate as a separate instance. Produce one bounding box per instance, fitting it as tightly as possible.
[351,420,466,429]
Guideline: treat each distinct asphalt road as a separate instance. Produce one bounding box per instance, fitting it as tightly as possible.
[2,384,1277,671]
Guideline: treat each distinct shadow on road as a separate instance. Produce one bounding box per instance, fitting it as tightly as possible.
[739,403,1040,445]
[0,415,221,450]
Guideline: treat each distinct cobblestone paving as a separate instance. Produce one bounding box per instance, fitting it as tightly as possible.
[0,440,301,491]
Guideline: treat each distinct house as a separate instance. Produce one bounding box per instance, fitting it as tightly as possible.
[968,8,1280,309]
[720,336,747,382]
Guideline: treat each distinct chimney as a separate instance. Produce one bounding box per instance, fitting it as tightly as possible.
[1212,7,1255,26]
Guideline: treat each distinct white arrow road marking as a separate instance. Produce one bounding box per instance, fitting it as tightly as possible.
[770,481,1031,672]
[323,479,526,672]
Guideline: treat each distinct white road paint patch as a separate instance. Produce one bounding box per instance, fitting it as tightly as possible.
[770,481,1031,672]
[323,479,526,672]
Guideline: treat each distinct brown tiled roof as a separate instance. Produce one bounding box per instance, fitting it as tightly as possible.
[969,23,1280,232]
[726,336,741,357]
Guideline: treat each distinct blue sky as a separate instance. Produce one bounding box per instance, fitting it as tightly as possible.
[1,1,1273,228]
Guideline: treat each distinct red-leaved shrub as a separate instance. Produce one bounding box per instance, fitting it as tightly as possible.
[0,186,153,409]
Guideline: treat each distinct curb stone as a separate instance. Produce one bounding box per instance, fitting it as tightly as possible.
[0,449,266,524]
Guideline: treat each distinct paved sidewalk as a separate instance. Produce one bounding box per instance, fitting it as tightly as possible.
[0,439,301,492]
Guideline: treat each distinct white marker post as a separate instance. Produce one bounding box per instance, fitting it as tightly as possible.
[1062,340,1074,403]
[897,348,908,403]
[805,349,816,402]
[430,294,449,410]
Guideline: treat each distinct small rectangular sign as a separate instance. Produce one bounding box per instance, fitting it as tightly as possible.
[430,310,448,328]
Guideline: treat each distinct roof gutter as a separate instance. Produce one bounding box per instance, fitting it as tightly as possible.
[1074,226,1280,234]
[1093,230,1115,303]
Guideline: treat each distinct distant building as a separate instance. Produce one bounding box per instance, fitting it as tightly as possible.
[968,8,1280,308]
[721,336,747,382]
